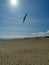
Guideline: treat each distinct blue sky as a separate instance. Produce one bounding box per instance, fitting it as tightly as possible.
[0,0,49,38]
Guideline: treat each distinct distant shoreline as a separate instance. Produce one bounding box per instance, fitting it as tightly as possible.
[0,37,49,41]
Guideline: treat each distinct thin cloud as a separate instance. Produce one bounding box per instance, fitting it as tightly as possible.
[32,30,49,37]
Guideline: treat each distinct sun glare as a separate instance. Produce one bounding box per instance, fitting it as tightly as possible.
[10,0,18,6]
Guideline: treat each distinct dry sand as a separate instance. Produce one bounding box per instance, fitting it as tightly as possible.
[0,38,49,65]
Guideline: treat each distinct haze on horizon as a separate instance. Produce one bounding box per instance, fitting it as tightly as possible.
[0,0,49,38]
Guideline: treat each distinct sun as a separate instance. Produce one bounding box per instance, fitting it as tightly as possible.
[10,0,18,6]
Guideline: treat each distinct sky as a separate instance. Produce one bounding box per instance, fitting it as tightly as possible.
[0,0,49,38]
